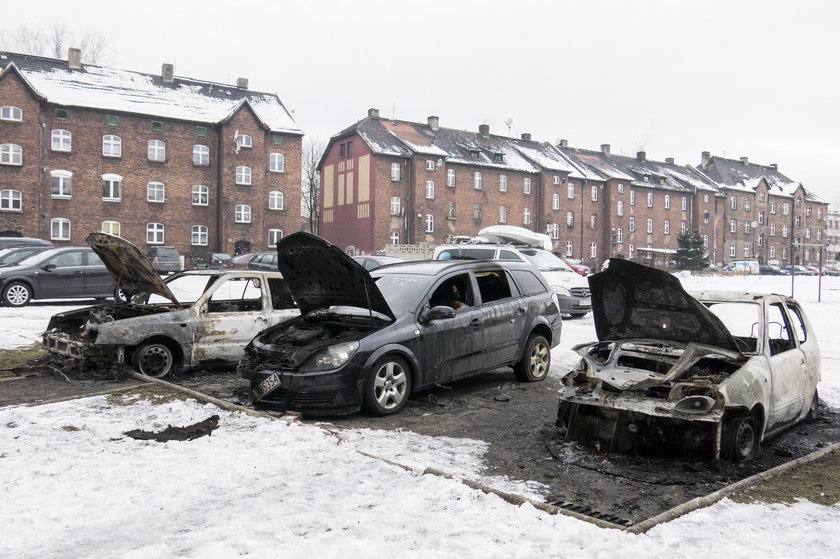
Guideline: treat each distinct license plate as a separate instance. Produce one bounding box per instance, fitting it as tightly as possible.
[253,372,282,400]
[580,298,591,307]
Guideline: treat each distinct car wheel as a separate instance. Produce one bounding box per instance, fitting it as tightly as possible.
[132,343,176,378]
[364,356,411,416]
[514,334,551,382]
[569,313,588,318]
[806,390,819,421]
[2,282,32,307]
[725,414,758,463]
[113,287,130,304]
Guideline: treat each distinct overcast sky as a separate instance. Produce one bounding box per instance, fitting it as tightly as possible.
[5,0,839,206]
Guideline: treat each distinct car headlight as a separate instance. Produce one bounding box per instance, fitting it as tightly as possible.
[310,341,359,371]
[552,285,572,297]
[674,395,716,414]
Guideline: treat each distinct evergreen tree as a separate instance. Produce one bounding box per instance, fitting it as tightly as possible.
[675,230,709,270]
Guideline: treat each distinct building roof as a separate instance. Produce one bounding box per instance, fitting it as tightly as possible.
[701,156,826,203]
[0,51,301,134]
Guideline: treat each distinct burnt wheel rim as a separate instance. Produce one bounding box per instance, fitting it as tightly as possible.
[373,361,407,410]
[528,341,550,379]
[5,284,29,306]
[733,419,755,460]
[138,346,172,377]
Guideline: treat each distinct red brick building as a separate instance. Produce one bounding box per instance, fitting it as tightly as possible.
[0,49,302,261]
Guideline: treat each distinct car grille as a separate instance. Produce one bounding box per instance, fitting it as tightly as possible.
[259,388,289,405]
[291,390,338,406]
[571,287,590,298]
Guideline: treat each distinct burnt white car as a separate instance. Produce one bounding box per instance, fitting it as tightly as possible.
[557,259,820,462]
[43,233,298,377]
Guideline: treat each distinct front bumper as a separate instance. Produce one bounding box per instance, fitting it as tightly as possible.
[43,333,124,363]
[556,294,591,315]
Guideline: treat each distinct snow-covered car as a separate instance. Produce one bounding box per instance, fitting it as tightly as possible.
[239,232,563,416]
[556,259,820,462]
[43,233,298,377]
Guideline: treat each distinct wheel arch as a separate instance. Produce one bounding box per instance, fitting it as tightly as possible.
[131,335,184,368]
[361,344,419,391]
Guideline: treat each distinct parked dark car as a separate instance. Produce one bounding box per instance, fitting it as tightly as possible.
[0,246,118,306]
[238,252,278,272]
[239,232,563,416]
[784,265,817,276]
[146,246,181,274]
[352,255,405,270]
[0,237,54,250]
[200,252,233,269]
[0,246,51,266]
[759,264,787,275]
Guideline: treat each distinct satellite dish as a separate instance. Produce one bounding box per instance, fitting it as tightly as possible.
[751,220,759,228]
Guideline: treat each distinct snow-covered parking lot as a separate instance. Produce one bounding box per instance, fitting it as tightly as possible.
[1,273,839,558]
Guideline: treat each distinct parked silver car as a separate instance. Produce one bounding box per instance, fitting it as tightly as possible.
[557,259,820,462]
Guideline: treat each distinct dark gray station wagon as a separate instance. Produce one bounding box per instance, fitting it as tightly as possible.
[239,232,563,416]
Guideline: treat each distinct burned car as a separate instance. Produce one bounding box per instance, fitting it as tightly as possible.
[557,259,820,462]
[239,232,563,416]
[43,233,298,377]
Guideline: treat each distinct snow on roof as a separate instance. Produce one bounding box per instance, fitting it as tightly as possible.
[514,144,578,174]
[1,52,301,134]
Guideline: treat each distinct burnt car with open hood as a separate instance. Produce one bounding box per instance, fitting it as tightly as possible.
[43,233,298,377]
[556,259,820,462]
[238,232,563,416]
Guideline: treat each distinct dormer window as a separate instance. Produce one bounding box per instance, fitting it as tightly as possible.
[469,150,480,159]
[236,134,253,149]
[643,175,650,182]
[493,153,504,162]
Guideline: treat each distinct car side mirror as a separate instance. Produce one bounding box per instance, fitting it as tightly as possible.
[41,263,57,272]
[425,305,456,321]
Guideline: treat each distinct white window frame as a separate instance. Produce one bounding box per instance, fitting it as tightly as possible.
[770,223,776,236]
[473,171,482,190]
[524,178,532,194]
[51,129,71,152]
[389,231,400,245]
[0,106,22,121]
[590,242,597,258]
[425,180,435,199]
[447,201,456,219]
[664,194,671,209]
[390,196,401,216]
[729,243,736,257]
[236,166,252,185]
[565,241,573,256]
[50,170,73,198]
[101,221,120,237]
[769,245,776,258]
[235,204,252,223]
[616,228,623,244]
[268,229,284,247]
[553,175,561,185]
[523,208,531,224]
[647,192,654,207]
[191,225,208,246]
[193,144,210,165]
[744,197,751,211]
[147,139,166,161]
[425,159,435,171]
[566,211,574,227]
[499,175,507,192]
[552,193,560,210]
[51,218,71,240]
[269,191,285,210]
[0,189,22,211]
[103,135,122,157]
[0,143,22,165]
[730,196,737,210]
[567,183,575,199]
[617,200,624,216]
[236,134,253,149]
[782,225,788,238]
[664,220,670,235]
[681,197,687,211]
[269,153,285,172]
[629,216,635,232]
[630,190,636,205]
[102,173,123,201]
[192,185,209,206]
[591,185,598,201]
[447,169,455,187]
[147,181,165,203]
[646,218,653,234]
[629,244,635,259]
[730,219,737,233]
[425,214,434,233]
[499,206,507,224]
[391,162,401,182]
[590,215,597,229]
[147,223,164,244]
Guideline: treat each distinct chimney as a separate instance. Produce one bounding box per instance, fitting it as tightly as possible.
[368,108,380,119]
[600,144,611,156]
[68,47,81,69]
[558,139,568,148]
[665,157,674,164]
[162,63,174,83]
[520,133,531,141]
[236,77,249,89]
[427,115,439,131]
[770,163,778,170]
[479,124,490,137]
[637,151,646,161]
[740,156,749,165]
[701,151,711,166]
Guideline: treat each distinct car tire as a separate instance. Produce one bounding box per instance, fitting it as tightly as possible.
[113,287,130,304]
[363,355,411,416]
[2,282,32,307]
[569,313,588,318]
[725,414,758,463]
[514,334,550,382]
[132,342,176,378]
[806,390,819,421]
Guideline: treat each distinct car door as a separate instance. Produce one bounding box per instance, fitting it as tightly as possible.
[765,300,807,429]
[83,250,115,296]
[36,250,87,298]
[471,268,523,368]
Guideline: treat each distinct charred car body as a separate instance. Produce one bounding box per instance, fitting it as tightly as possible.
[557,259,820,462]
[239,232,563,416]
[43,233,298,377]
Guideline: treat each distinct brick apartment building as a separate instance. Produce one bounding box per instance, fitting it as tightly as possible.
[826,208,840,263]
[0,49,302,261]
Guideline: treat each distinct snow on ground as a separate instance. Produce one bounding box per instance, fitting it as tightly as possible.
[1,274,839,558]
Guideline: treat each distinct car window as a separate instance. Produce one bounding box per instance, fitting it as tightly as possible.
[510,269,546,296]
[208,277,263,312]
[705,301,760,353]
[49,251,83,268]
[87,252,104,266]
[428,273,474,310]
[518,249,573,272]
[453,248,496,260]
[786,303,808,343]
[475,270,512,303]
[498,250,521,260]
[767,303,796,355]
[148,274,212,304]
[373,274,432,316]
[267,278,296,309]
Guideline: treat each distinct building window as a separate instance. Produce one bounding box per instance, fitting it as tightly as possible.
[524,178,532,194]
[345,141,352,157]
[236,134,252,149]
[339,143,345,158]
[566,211,574,227]
[103,135,121,157]
[51,129,71,152]
[567,184,575,199]
[193,145,210,165]
[758,234,764,247]
[473,171,482,189]
[106,115,119,126]
[805,227,811,239]
[192,185,209,206]
[273,135,284,146]
[268,229,284,246]
[629,244,635,259]
[769,245,776,258]
[818,208,823,219]
[191,225,208,246]
[745,197,751,211]
[474,204,483,221]
[552,193,560,210]
[269,191,285,210]
[758,211,765,224]
[50,170,72,198]
[770,223,776,236]
[629,217,635,232]
[150,120,163,132]
[390,196,401,216]
[389,231,400,245]
[0,106,22,121]
[729,243,736,257]
[617,200,624,216]
[447,169,455,187]
[647,192,654,207]
[744,245,750,258]
[499,206,508,224]
[55,108,68,120]
[590,215,597,229]
[425,214,434,233]
[730,196,737,210]
[0,143,22,165]
[236,166,252,185]
[269,153,285,172]
[795,215,801,228]
[664,194,671,209]
[587,185,596,202]
[147,182,165,203]
[703,235,708,248]
[547,223,559,239]
[783,203,789,215]
[447,201,456,219]
[51,218,71,240]
[553,175,561,185]
[664,220,670,235]
[744,221,751,234]
[616,228,623,244]
[0,189,22,211]
[425,159,435,171]
[101,221,120,237]
[499,175,507,192]
[566,241,573,256]
[523,208,531,224]
[817,229,822,241]
[196,126,208,137]
[424,180,435,199]
[681,197,687,211]
[148,139,166,161]
[730,219,737,233]
[681,221,687,235]
[391,162,400,181]
[590,242,597,258]
[102,174,123,201]
[782,225,788,238]
[235,204,252,223]
[771,201,777,214]
[646,219,653,234]
[147,223,164,244]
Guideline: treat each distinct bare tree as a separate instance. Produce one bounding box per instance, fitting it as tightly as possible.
[1,23,110,64]
[301,137,324,235]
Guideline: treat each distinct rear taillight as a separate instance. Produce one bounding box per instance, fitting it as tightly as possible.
[153,257,159,263]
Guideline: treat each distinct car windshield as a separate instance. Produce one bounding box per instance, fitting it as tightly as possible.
[140,274,213,305]
[517,249,574,272]
[373,273,434,316]
[155,249,180,259]
[13,249,61,267]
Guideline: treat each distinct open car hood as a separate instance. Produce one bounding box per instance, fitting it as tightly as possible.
[589,259,740,352]
[86,232,178,303]
[275,232,395,320]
